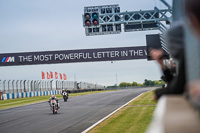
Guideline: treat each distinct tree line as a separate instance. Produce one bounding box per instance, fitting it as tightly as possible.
[107,79,164,88]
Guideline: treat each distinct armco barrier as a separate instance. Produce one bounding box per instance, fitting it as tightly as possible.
[2,89,103,100]
[2,90,61,100]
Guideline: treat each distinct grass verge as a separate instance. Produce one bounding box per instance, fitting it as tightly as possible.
[0,90,114,110]
[88,90,156,133]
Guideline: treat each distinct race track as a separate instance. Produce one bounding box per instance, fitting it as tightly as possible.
[0,87,155,133]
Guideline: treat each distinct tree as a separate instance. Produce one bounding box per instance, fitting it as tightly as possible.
[137,83,143,86]
[127,83,132,87]
[149,80,155,86]
[144,79,150,86]
[118,79,162,87]
[119,82,127,87]
[132,81,138,86]
[119,82,132,87]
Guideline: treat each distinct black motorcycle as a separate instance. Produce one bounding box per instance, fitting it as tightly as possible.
[62,92,68,102]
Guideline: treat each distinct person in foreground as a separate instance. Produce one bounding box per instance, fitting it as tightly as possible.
[150,21,186,100]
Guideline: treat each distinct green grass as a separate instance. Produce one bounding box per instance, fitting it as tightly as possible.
[89,90,157,133]
[0,90,115,110]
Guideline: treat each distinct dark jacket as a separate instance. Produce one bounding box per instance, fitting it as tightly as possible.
[155,55,186,99]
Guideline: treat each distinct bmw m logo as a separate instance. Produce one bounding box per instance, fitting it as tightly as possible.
[1,57,15,62]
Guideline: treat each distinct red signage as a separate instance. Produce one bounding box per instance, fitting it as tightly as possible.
[63,73,67,80]
[42,71,45,79]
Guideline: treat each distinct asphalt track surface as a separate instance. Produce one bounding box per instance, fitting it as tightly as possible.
[0,87,155,133]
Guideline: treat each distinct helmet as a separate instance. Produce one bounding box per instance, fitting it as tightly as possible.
[51,95,55,99]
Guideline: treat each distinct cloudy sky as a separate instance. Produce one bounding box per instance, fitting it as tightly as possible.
[0,0,172,86]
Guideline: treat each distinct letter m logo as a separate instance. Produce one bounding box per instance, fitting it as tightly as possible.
[1,57,15,62]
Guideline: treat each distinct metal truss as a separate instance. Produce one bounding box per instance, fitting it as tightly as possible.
[98,8,172,25]
[156,20,170,54]
[98,6,172,55]
[160,0,172,10]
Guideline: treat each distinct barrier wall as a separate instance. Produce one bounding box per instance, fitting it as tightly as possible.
[0,80,105,94]
[3,90,61,100]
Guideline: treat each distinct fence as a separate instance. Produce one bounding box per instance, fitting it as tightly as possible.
[0,79,105,100]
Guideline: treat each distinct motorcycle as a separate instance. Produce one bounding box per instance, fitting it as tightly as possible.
[49,99,59,114]
[62,91,68,102]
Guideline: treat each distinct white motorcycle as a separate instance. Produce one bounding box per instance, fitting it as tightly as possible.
[49,99,59,114]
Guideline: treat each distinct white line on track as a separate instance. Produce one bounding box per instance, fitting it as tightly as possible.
[82,92,144,133]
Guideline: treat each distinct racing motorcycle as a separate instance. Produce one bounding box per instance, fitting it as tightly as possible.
[62,91,68,102]
[49,99,59,114]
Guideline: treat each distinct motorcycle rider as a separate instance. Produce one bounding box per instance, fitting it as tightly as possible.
[61,89,68,97]
[48,95,60,108]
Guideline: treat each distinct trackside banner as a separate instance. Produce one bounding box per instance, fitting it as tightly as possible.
[0,46,147,66]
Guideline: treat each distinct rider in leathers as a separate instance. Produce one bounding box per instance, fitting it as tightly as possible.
[48,95,60,108]
[61,89,68,97]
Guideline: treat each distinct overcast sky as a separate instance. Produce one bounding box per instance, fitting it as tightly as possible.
[0,0,172,86]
